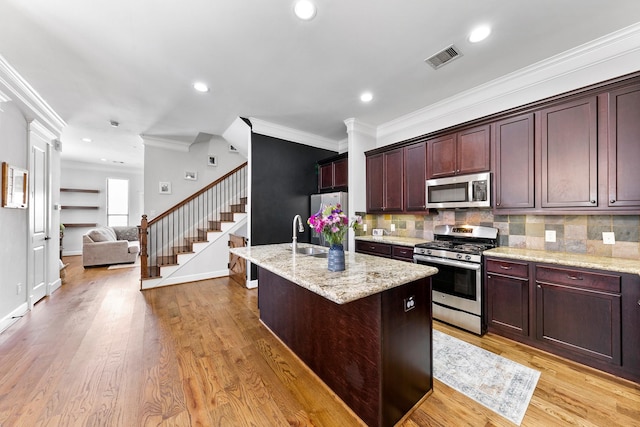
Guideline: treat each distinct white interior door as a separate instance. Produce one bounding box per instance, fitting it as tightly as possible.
[29,121,51,305]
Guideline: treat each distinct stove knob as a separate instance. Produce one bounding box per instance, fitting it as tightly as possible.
[465,255,472,261]
[427,250,432,255]
[456,254,463,259]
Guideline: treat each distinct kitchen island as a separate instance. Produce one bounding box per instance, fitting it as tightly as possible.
[230,243,438,427]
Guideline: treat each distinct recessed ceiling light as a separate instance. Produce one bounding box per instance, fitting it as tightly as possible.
[110,120,119,127]
[469,25,491,43]
[294,0,316,21]
[193,82,210,93]
[360,92,373,103]
[100,158,108,162]
[82,137,92,143]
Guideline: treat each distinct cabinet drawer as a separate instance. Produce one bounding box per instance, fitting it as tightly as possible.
[355,241,392,257]
[486,259,529,278]
[392,245,415,261]
[536,265,620,293]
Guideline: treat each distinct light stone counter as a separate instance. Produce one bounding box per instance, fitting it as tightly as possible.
[230,243,438,304]
[485,247,640,275]
[355,235,429,247]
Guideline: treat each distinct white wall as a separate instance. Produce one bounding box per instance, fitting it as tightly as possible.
[60,160,143,255]
[0,101,29,326]
[143,136,246,218]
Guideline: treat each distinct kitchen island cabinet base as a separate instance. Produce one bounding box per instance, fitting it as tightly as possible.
[258,267,433,427]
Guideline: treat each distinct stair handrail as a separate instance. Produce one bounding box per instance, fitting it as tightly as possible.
[148,161,247,226]
[138,161,247,280]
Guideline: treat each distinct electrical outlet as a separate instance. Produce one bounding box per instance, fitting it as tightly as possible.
[545,230,556,243]
[362,223,367,232]
[16,283,22,295]
[602,232,615,245]
[390,224,396,232]
[404,295,416,312]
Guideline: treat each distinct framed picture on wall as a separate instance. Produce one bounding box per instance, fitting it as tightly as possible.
[184,171,197,181]
[159,181,172,194]
[207,155,217,166]
[1,162,28,209]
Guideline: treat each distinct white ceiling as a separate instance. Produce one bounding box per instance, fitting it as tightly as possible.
[1,0,640,169]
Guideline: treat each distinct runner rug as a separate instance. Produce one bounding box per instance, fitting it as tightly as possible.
[432,330,540,425]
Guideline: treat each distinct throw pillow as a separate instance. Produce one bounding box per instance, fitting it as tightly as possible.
[113,226,139,241]
[88,228,116,242]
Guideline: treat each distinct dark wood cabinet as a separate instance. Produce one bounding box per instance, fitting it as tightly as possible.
[318,155,348,192]
[404,141,428,212]
[607,83,640,208]
[366,148,403,213]
[355,241,415,263]
[540,96,598,208]
[427,124,490,179]
[535,265,621,365]
[486,259,530,336]
[493,114,535,210]
[391,245,414,262]
[485,255,639,383]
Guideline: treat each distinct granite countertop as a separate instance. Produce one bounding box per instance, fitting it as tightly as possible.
[484,247,640,275]
[355,235,429,247]
[230,243,438,304]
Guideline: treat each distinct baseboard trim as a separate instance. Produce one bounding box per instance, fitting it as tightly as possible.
[141,269,230,290]
[0,302,29,334]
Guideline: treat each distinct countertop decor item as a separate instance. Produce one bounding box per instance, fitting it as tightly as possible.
[308,204,360,271]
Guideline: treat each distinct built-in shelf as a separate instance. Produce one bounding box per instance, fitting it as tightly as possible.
[60,188,100,193]
[60,206,99,209]
[62,223,98,228]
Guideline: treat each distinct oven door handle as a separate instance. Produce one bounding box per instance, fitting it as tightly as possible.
[414,255,481,270]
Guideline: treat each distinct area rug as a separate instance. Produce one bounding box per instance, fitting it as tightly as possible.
[432,330,540,425]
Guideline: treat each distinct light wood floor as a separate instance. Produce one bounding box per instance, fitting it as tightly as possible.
[0,256,638,426]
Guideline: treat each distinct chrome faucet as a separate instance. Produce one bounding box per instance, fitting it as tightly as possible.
[292,214,304,251]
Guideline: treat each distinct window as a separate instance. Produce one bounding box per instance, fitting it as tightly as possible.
[107,178,129,226]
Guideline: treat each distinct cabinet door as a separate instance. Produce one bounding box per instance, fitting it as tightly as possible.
[427,133,456,178]
[541,97,598,208]
[493,114,534,210]
[608,84,640,208]
[383,148,404,212]
[457,124,490,175]
[333,158,348,189]
[487,273,529,336]
[366,154,385,212]
[535,281,621,365]
[319,163,334,191]
[404,142,427,211]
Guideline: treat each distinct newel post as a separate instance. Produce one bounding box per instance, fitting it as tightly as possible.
[139,215,149,280]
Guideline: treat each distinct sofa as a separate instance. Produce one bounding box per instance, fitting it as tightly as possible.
[82,226,140,267]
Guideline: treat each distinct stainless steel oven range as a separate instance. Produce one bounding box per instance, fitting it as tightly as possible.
[413,224,498,335]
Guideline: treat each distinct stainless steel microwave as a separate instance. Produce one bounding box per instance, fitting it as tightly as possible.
[425,172,491,209]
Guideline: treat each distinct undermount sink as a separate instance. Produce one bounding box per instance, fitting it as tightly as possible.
[292,247,328,257]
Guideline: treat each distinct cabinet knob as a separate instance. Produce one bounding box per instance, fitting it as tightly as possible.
[567,274,583,281]
[499,265,512,270]
[637,299,640,306]
[590,200,596,204]
[487,275,492,279]
[496,202,501,206]
[456,169,460,173]
[537,284,541,289]
[610,199,616,204]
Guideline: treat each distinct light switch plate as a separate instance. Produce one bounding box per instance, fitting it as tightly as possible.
[372,228,383,236]
[602,232,615,245]
[390,224,396,232]
[545,230,556,243]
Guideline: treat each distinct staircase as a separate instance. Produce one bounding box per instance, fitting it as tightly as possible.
[139,162,247,290]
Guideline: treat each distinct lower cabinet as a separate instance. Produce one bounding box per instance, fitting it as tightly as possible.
[355,241,415,263]
[484,256,639,383]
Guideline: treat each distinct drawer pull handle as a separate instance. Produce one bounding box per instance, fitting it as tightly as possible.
[567,275,583,280]
[499,265,512,270]
[637,300,640,306]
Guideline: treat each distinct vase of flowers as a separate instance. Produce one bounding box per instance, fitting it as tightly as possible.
[308,204,361,272]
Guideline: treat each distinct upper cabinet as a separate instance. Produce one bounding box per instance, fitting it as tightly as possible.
[427,124,490,179]
[493,113,535,210]
[540,97,598,208]
[366,148,404,213]
[318,154,348,192]
[607,83,640,208]
[404,141,428,212]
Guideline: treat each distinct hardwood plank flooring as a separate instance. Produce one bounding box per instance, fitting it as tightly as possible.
[0,256,638,426]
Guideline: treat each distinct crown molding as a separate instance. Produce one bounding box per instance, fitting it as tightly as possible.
[140,134,193,152]
[344,118,377,137]
[377,22,640,145]
[250,118,340,152]
[0,54,65,136]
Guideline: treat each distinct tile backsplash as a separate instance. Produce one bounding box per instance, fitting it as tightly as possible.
[361,210,640,260]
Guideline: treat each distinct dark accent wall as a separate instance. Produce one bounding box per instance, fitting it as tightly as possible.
[250,133,337,277]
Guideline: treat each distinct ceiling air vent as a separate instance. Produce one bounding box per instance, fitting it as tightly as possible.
[424,44,462,69]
